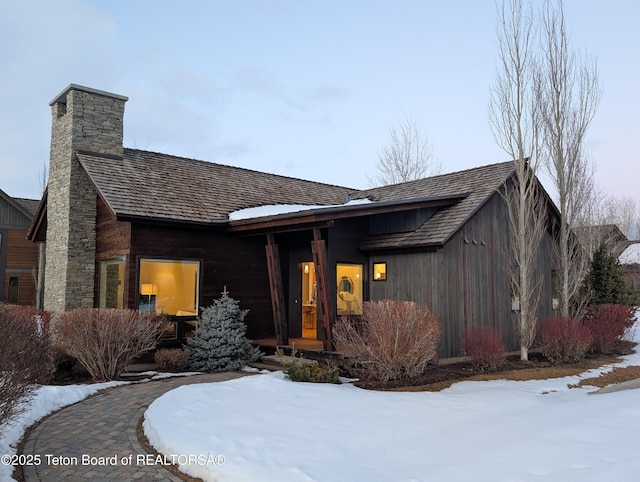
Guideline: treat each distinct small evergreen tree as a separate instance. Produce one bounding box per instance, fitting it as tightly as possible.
[186,289,261,371]
[585,243,636,306]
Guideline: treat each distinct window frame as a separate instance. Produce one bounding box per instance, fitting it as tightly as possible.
[137,257,202,317]
[373,262,387,281]
[98,256,126,309]
[8,276,19,303]
[336,262,364,316]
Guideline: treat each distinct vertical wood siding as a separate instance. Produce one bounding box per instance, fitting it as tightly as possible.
[94,198,273,338]
[370,192,558,358]
[129,223,273,339]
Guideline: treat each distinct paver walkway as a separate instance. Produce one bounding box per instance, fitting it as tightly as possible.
[21,372,249,481]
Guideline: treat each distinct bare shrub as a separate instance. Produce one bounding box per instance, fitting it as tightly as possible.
[334,300,441,383]
[539,318,593,364]
[0,304,54,427]
[154,348,188,372]
[582,304,637,355]
[464,326,506,372]
[52,309,164,381]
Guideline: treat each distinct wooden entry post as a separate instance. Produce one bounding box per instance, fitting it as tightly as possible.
[311,228,334,351]
[265,234,288,346]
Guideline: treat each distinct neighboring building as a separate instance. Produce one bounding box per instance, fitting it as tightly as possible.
[29,84,562,358]
[620,244,640,299]
[575,224,633,259]
[0,188,40,306]
[577,225,640,300]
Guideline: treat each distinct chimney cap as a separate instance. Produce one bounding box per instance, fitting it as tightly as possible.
[50,84,128,106]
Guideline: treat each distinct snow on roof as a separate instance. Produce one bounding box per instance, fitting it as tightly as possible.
[228,198,372,221]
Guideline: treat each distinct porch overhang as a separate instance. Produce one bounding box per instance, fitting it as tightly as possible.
[225,194,468,236]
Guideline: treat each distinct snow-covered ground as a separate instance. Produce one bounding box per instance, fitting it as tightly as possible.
[3,346,640,482]
[144,342,640,482]
[0,371,195,481]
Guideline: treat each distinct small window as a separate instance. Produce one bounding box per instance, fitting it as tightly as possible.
[373,262,387,281]
[8,277,19,303]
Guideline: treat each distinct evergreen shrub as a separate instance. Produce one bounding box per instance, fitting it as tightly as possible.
[585,243,636,306]
[186,289,261,371]
[275,347,340,383]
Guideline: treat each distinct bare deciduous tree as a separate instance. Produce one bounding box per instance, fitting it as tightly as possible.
[537,0,601,317]
[599,195,639,240]
[489,0,547,360]
[371,115,441,186]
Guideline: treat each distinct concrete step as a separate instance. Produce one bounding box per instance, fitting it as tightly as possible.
[248,355,287,372]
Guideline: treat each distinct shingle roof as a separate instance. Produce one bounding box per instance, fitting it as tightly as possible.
[78,149,355,224]
[575,224,632,258]
[13,197,40,217]
[78,148,516,248]
[0,188,39,220]
[356,161,515,249]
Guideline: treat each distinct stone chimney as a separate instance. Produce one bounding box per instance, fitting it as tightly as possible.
[44,84,128,312]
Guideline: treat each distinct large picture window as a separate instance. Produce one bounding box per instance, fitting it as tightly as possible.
[99,257,125,309]
[139,259,200,316]
[336,263,363,315]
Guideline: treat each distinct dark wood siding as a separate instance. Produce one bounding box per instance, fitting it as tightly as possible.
[94,195,273,338]
[370,192,558,358]
[128,223,273,339]
[94,197,131,305]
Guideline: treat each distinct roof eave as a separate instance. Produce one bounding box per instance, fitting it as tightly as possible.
[115,213,229,229]
[226,193,468,234]
[26,188,47,242]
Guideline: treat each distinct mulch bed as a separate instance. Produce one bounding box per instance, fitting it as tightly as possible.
[354,344,637,392]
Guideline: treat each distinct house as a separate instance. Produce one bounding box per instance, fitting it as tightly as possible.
[0,188,40,306]
[28,84,562,358]
[575,224,634,259]
[577,225,640,300]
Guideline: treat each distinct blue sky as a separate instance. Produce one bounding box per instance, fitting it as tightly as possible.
[1,0,638,203]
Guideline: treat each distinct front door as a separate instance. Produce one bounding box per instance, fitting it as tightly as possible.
[300,262,318,339]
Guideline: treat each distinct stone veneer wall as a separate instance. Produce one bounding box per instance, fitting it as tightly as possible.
[44,86,127,312]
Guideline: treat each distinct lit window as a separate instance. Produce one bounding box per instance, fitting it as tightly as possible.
[337,263,363,315]
[139,259,200,316]
[99,257,125,309]
[373,262,387,281]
